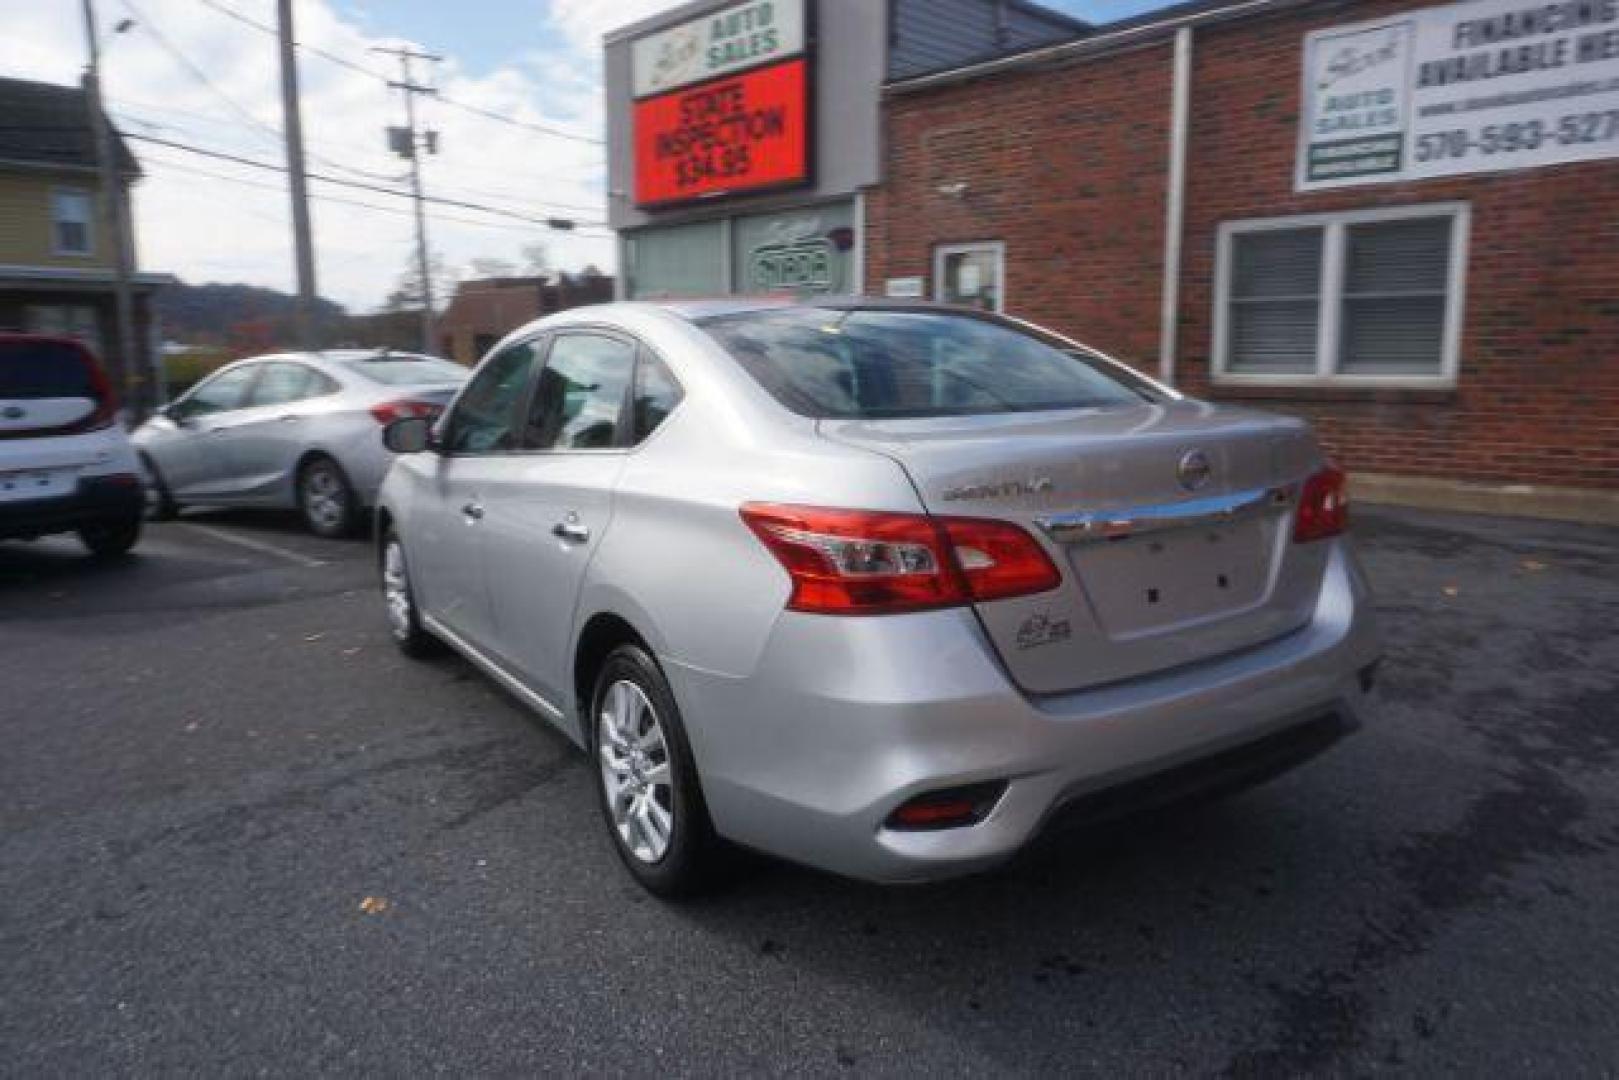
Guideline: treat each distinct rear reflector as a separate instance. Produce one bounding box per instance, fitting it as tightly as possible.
[887,781,1008,831]
[1293,464,1348,543]
[739,503,1060,615]
[369,399,442,425]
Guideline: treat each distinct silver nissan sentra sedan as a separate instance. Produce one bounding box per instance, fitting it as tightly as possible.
[374,299,1381,895]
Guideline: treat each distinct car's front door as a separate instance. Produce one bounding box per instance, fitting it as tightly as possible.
[150,363,262,499]
[408,338,538,652]
[480,331,640,711]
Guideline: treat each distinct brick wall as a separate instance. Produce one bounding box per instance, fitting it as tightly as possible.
[866,0,1619,491]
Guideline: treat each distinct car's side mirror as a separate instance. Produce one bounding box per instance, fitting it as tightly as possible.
[383,414,433,454]
[163,403,192,426]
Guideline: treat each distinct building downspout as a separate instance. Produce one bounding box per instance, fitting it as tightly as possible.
[1158,26,1192,388]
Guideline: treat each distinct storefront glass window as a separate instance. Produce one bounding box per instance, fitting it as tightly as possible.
[627,220,725,299]
[732,203,855,296]
[934,243,1004,312]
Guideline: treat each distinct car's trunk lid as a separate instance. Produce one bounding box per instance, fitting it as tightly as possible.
[821,400,1330,693]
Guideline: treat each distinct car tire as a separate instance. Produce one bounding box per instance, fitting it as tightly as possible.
[140,454,180,521]
[590,643,727,898]
[298,455,358,538]
[380,528,438,658]
[78,515,141,559]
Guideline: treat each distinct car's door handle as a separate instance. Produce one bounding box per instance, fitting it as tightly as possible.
[278,414,302,423]
[461,502,485,521]
[552,521,590,543]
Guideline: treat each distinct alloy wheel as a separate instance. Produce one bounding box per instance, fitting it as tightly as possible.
[382,539,412,640]
[597,679,675,864]
[302,463,348,533]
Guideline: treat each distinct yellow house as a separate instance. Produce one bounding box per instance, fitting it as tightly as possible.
[0,75,173,401]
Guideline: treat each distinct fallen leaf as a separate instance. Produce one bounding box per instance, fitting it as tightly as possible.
[1442,585,1459,597]
[358,896,389,915]
[1521,559,1548,572]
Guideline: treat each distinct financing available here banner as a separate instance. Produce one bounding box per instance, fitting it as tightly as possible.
[1298,0,1619,190]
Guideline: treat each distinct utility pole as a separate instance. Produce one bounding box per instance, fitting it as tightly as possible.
[373,45,441,354]
[79,0,144,420]
[277,0,319,348]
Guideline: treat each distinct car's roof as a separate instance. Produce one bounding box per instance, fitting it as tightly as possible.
[580,297,971,323]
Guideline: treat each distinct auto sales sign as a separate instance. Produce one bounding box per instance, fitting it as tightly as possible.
[1298,0,1619,190]
[632,0,812,207]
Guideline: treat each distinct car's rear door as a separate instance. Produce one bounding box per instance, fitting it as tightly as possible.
[479,330,640,709]
[228,362,340,500]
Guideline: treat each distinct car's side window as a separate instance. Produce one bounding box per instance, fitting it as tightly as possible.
[632,350,683,444]
[446,340,538,455]
[173,364,259,419]
[521,333,636,451]
[247,363,329,408]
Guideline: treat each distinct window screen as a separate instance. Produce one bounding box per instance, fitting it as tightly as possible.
[1339,217,1452,376]
[1228,228,1322,375]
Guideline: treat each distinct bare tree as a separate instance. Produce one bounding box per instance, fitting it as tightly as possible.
[469,257,517,279]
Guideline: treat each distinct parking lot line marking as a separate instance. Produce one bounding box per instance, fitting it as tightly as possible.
[178,524,328,569]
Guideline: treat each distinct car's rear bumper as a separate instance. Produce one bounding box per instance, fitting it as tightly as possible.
[0,475,144,540]
[664,538,1381,883]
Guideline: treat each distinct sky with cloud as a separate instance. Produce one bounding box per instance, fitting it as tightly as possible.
[0,0,1168,314]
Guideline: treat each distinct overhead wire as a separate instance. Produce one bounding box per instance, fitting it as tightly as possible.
[194,0,605,148]
[122,131,610,232]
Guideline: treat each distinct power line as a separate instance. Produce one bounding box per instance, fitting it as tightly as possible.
[140,153,584,234]
[108,95,605,198]
[118,0,412,188]
[122,131,608,230]
[195,0,604,148]
[106,103,606,218]
[122,0,282,142]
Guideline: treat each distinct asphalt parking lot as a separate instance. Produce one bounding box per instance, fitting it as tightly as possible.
[2,505,1616,1075]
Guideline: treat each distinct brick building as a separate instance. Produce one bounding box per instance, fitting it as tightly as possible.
[436,271,614,364]
[865,0,1619,520]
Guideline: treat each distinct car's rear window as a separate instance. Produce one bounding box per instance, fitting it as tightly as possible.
[0,339,100,399]
[695,308,1153,419]
[338,355,469,386]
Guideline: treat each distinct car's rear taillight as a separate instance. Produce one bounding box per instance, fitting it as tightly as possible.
[739,503,1060,615]
[1293,464,1348,543]
[78,355,117,433]
[370,399,441,425]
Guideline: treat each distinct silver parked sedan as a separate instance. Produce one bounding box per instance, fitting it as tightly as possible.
[375,300,1381,895]
[134,350,467,536]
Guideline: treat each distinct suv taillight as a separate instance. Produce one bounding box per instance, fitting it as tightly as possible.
[1293,464,1348,543]
[739,503,1061,615]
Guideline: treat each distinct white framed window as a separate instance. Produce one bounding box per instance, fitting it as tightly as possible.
[1213,203,1469,388]
[50,188,95,256]
[934,241,1004,313]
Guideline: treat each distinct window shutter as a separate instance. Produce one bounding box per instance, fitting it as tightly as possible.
[1340,217,1451,376]
[1227,228,1322,374]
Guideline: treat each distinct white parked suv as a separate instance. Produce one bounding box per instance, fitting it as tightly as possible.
[0,334,145,557]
